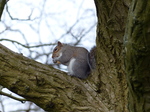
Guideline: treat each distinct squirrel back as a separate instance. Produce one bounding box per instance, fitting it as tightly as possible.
[52,41,96,79]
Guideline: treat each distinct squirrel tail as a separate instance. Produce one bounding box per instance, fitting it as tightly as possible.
[88,46,96,70]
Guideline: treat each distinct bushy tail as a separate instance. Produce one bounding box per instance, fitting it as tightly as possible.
[88,46,96,70]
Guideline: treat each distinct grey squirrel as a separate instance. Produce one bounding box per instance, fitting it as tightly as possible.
[52,41,96,79]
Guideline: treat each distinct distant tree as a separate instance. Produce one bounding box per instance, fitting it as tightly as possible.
[0,0,150,112]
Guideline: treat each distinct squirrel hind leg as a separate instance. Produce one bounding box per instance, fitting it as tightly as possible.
[71,60,90,79]
[67,58,81,78]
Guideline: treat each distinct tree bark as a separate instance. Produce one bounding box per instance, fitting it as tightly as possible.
[94,0,130,111]
[0,0,130,112]
[124,0,150,111]
[0,44,108,112]
[0,0,150,112]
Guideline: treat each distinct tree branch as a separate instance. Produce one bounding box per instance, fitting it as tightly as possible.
[0,38,55,48]
[0,0,6,20]
[0,44,103,111]
[0,91,27,103]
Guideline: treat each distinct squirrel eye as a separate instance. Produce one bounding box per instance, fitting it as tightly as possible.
[54,48,58,52]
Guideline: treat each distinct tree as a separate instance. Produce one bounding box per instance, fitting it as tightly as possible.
[0,0,150,112]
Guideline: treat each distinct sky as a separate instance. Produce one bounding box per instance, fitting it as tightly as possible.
[1,0,97,63]
[0,0,97,111]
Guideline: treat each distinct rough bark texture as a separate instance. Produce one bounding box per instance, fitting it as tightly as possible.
[0,0,150,112]
[0,0,129,112]
[124,0,150,112]
[0,44,109,112]
[94,0,130,111]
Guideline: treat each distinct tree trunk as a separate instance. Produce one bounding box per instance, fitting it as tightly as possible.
[124,0,150,111]
[94,0,130,112]
[0,0,150,112]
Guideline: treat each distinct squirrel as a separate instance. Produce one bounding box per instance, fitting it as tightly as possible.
[52,41,96,79]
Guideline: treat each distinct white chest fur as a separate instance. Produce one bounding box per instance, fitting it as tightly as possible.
[68,58,76,75]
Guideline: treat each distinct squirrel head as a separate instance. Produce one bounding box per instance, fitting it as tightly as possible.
[52,41,63,63]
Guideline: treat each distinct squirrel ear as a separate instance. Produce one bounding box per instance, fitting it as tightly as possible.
[57,41,63,47]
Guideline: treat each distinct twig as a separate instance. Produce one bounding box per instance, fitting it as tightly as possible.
[0,91,27,103]
[0,97,5,112]
[0,38,55,48]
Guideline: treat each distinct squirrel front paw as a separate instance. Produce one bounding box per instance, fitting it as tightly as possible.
[56,61,61,64]
[68,72,74,76]
[53,59,61,64]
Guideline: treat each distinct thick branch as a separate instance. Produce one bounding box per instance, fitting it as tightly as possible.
[124,0,150,111]
[0,44,104,111]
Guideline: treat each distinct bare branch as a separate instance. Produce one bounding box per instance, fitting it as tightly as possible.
[0,91,27,103]
[0,0,6,20]
[5,3,37,21]
[0,38,55,49]
[0,97,5,112]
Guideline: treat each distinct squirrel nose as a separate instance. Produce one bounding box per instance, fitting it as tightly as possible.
[52,54,59,58]
[52,54,57,58]
[52,54,54,58]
